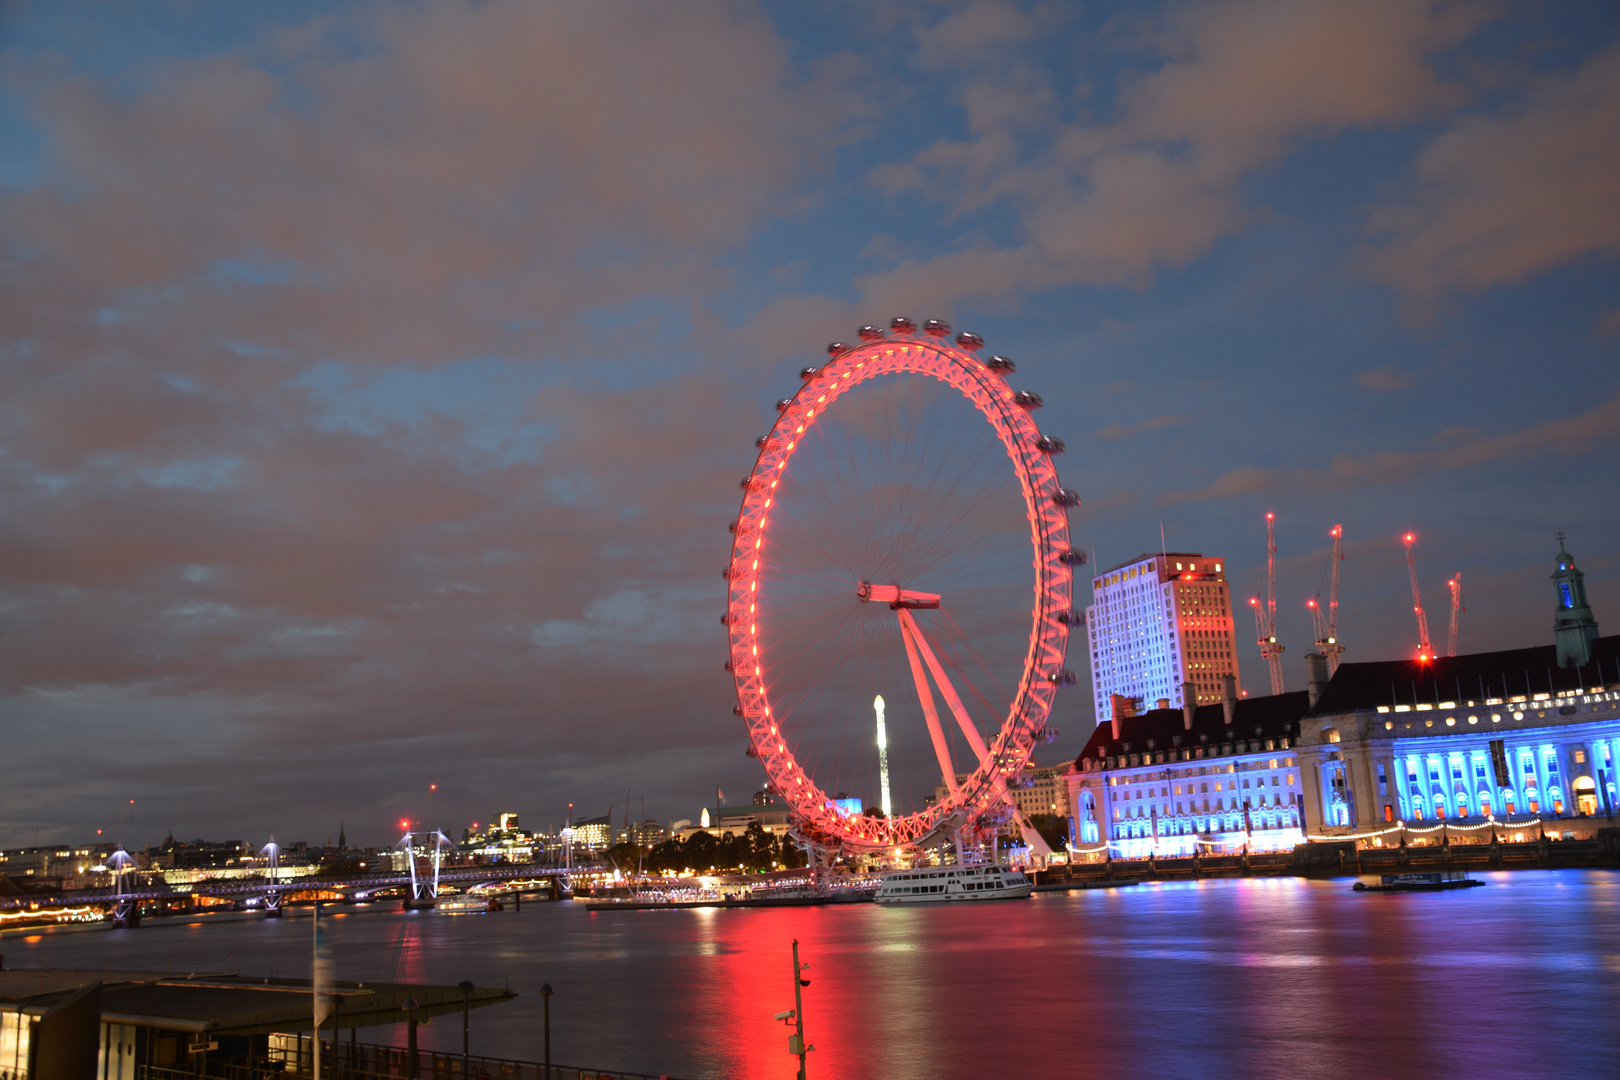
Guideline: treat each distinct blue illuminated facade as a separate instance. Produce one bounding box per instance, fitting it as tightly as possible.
[1300,685,1620,832]
[1066,690,1309,857]
[1300,545,1617,835]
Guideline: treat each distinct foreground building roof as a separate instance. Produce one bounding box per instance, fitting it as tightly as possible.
[1075,691,1309,767]
[0,969,514,1034]
[1307,635,1620,716]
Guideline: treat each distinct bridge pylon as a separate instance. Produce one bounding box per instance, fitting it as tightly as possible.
[259,839,283,917]
[109,848,139,927]
[397,830,454,908]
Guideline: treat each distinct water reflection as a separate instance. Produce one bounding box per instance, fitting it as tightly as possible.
[6,871,1619,1079]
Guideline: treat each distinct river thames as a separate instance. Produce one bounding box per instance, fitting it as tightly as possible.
[6,870,1619,1079]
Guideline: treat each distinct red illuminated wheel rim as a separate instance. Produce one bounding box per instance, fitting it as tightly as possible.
[725,327,1077,852]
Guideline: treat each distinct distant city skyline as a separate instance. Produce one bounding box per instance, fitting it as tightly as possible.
[2,2,1617,847]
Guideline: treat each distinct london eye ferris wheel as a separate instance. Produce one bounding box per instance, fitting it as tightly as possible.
[724,318,1084,854]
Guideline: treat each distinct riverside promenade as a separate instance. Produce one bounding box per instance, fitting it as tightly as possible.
[1037,827,1620,884]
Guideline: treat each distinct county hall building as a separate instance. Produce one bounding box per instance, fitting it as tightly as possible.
[1067,540,1619,855]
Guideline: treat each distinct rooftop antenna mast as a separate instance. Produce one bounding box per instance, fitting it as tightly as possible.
[1250,512,1285,695]
[1308,525,1346,675]
[1404,533,1434,661]
[1447,573,1463,657]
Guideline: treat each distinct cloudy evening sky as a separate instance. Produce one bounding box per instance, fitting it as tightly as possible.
[2,0,1617,849]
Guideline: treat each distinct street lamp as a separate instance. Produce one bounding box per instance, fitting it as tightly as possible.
[539,983,554,1080]
[458,980,475,1073]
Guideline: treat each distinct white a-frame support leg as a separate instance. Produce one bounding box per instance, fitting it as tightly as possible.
[896,609,1053,857]
[899,612,959,798]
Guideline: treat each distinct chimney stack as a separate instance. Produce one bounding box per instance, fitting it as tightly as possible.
[1305,652,1330,709]
[1109,693,1133,740]
[1182,681,1196,731]
[1221,674,1237,726]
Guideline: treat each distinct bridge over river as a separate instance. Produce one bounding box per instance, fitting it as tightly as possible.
[0,859,590,926]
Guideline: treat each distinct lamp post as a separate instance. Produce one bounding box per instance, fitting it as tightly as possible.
[458,980,474,1074]
[401,997,420,1080]
[539,983,553,1080]
[790,940,811,1080]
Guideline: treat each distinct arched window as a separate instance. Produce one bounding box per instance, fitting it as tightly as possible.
[1411,797,1425,821]
[1478,791,1493,817]
[1455,792,1471,817]
[1504,790,1517,814]
[1526,789,1540,813]
[1551,788,1564,815]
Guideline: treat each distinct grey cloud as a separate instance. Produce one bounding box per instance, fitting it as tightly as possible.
[0,1,848,844]
[856,0,1497,306]
[1354,364,1416,393]
[1360,39,1620,303]
[1094,413,1188,440]
[1158,390,1620,504]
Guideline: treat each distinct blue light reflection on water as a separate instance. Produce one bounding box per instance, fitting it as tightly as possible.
[6,870,1620,1079]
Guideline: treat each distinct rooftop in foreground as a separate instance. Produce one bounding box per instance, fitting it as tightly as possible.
[0,968,514,1034]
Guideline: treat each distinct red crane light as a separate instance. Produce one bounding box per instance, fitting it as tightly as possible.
[1403,532,1434,661]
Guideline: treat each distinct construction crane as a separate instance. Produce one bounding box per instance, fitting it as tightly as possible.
[1308,524,1346,675]
[1447,573,1463,657]
[1403,532,1434,661]
[1250,512,1285,695]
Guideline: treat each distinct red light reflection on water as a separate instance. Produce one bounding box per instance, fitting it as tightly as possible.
[695,906,906,1078]
[702,910,796,1077]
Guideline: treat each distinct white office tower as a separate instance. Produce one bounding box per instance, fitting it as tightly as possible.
[1085,553,1242,726]
[874,694,892,818]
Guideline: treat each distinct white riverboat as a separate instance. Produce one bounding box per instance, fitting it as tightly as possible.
[874,863,1032,904]
[435,894,498,914]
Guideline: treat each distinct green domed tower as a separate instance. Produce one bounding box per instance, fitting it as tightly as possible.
[1552,535,1599,669]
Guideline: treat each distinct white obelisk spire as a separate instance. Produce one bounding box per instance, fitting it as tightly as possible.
[875,694,892,818]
